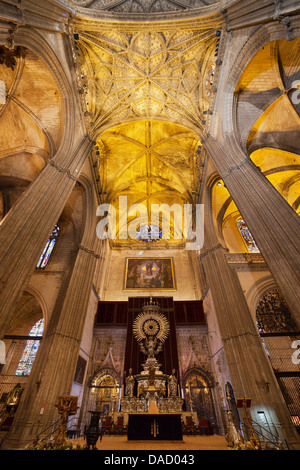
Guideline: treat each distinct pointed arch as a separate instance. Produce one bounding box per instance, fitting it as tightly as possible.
[15,319,44,376]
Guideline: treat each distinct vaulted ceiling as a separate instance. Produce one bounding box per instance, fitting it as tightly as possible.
[0,46,64,220]
[236,37,300,216]
[73,11,222,245]
[74,25,220,132]
[69,0,219,15]
[213,38,300,251]
[95,120,201,246]
[1,6,298,251]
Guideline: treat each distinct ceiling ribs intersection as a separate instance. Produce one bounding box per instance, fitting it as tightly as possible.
[72,14,222,245]
[74,21,220,134]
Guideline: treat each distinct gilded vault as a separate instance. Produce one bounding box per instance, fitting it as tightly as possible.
[95,120,202,244]
[74,25,221,132]
[72,11,222,244]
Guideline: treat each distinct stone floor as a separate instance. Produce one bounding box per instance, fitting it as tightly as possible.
[67,434,229,451]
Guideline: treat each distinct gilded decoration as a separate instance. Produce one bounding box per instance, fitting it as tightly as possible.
[55,396,79,446]
[72,13,222,246]
[94,120,202,247]
[74,25,220,132]
[121,299,183,413]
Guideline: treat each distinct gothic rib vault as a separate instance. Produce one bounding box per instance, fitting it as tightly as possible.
[71,10,222,244]
[68,0,219,15]
[0,0,300,451]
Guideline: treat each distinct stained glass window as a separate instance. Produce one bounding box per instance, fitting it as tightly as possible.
[15,319,44,376]
[136,224,162,242]
[236,218,259,253]
[36,225,60,268]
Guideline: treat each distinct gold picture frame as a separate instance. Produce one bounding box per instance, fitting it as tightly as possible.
[124,257,176,291]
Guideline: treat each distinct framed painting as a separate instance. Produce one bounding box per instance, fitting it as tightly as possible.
[124,257,176,290]
[74,355,87,385]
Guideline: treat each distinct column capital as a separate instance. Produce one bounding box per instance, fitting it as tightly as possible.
[202,132,251,179]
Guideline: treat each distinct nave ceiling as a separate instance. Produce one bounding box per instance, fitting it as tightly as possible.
[72,12,222,245]
[0,6,299,250]
[68,0,220,15]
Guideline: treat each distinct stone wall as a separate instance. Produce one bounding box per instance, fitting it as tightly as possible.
[101,248,199,302]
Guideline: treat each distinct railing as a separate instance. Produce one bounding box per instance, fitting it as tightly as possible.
[0,413,82,449]
[33,417,82,446]
[241,418,289,450]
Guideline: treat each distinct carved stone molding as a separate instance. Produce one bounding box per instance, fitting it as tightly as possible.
[70,0,218,14]
[226,252,268,272]
[69,0,221,23]
[0,0,70,32]
[226,253,264,263]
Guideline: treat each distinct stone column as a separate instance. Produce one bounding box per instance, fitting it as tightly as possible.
[200,182,300,449]
[2,188,103,449]
[0,135,93,337]
[202,134,300,325]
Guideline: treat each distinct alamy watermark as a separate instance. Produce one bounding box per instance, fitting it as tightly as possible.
[291,80,300,105]
[291,340,300,365]
[96,196,204,251]
[0,340,5,364]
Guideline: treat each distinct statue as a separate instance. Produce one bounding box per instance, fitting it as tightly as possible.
[168,369,177,397]
[125,368,135,397]
[55,395,78,446]
[149,364,156,386]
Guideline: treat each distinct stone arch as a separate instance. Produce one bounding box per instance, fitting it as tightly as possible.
[5,290,44,337]
[0,26,86,161]
[77,173,102,254]
[183,366,214,388]
[85,367,121,418]
[245,275,277,319]
[219,22,299,153]
[1,290,45,378]
[24,285,48,330]
[203,171,228,249]
[90,367,121,387]
[182,367,217,426]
